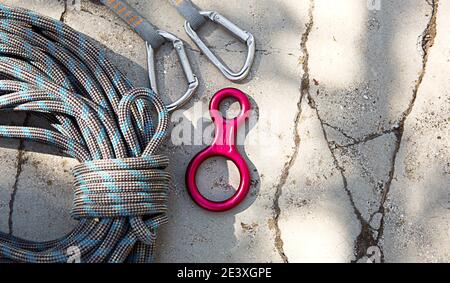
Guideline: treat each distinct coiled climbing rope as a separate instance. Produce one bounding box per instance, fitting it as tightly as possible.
[0,4,171,263]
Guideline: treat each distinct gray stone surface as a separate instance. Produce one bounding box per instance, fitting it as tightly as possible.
[333,133,398,223]
[1,0,65,19]
[11,136,78,241]
[0,0,65,238]
[0,0,448,263]
[0,114,26,233]
[0,0,73,242]
[382,0,449,263]
[278,99,361,262]
[309,0,431,139]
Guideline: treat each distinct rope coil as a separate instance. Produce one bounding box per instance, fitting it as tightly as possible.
[0,5,170,262]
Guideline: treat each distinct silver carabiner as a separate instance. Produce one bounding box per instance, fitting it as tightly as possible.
[146,30,199,113]
[184,11,256,82]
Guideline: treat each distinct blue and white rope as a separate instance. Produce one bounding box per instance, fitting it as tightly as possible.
[0,4,171,263]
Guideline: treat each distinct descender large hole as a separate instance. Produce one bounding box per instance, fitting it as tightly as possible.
[195,156,240,202]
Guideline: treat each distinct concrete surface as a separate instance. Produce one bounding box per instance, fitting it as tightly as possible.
[0,0,448,263]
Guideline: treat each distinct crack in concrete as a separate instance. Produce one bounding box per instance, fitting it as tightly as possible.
[8,114,30,235]
[333,126,399,149]
[307,0,439,262]
[308,0,439,262]
[322,120,403,149]
[185,45,293,57]
[270,0,315,264]
[374,0,439,262]
[60,0,69,22]
[323,122,358,144]
[308,96,377,262]
[80,4,124,26]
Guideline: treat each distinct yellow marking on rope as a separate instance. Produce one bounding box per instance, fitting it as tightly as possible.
[118,6,127,14]
[125,11,134,21]
[128,15,138,24]
[113,1,122,10]
[107,0,117,7]
[174,0,184,6]
[134,18,143,27]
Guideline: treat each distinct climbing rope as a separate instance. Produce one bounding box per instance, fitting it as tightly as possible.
[0,4,170,263]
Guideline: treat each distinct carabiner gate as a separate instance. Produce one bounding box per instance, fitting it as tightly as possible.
[184,11,256,82]
[146,30,199,112]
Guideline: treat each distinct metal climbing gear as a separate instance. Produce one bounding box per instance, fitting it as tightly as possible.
[100,0,198,112]
[0,4,169,263]
[186,88,251,212]
[169,0,256,82]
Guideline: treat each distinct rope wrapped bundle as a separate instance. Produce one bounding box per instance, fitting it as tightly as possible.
[0,4,171,263]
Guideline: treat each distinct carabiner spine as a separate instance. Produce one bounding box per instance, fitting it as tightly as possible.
[146,42,159,94]
[173,40,197,84]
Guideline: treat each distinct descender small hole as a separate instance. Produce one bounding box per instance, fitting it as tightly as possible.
[219,97,242,120]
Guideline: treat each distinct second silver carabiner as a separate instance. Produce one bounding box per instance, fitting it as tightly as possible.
[146,30,199,113]
[184,11,256,82]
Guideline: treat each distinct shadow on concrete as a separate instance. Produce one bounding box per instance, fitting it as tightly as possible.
[307,0,436,262]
